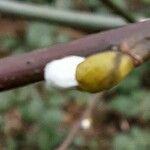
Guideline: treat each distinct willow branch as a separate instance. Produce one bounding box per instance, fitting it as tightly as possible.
[0,20,149,91]
[101,0,136,23]
[0,1,126,31]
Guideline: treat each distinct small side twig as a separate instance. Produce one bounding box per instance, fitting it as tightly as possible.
[100,0,136,23]
[120,35,150,66]
[56,93,104,150]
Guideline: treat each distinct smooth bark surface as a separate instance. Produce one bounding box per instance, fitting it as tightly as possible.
[0,20,149,91]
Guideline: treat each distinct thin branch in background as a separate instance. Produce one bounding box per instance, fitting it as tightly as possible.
[0,1,126,32]
[57,93,103,150]
[0,20,149,92]
[100,0,136,23]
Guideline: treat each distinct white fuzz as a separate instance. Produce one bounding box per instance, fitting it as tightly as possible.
[81,118,91,129]
[44,56,85,89]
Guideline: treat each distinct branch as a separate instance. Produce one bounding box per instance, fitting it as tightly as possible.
[0,20,149,91]
[0,1,126,31]
[101,0,136,23]
[56,93,102,150]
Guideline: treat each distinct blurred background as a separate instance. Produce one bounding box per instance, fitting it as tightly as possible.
[0,0,149,150]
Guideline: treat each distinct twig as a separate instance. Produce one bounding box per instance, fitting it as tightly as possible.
[101,0,136,23]
[0,1,126,31]
[0,20,149,91]
[56,93,103,150]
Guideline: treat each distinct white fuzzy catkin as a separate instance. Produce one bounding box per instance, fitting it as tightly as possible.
[44,56,85,89]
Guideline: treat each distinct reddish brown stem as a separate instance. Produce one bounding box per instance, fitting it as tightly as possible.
[0,20,149,91]
[57,93,102,150]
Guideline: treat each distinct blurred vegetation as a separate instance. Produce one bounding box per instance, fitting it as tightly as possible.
[0,0,149,150]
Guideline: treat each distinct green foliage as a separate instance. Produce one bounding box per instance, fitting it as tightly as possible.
[113,127,150,150]
[54,0,74,9]
[6,137,18,150]
[112,0,127,9]
[108,62,150,120]
[0,91,15,112]
[40,109,63,127]
[108,90,150,120]
[0,86,66,149]
[26,22,55,48]
[37,129,59,150]
[0,36,19,51]
[25,22,70,50]
[143,0,150,4]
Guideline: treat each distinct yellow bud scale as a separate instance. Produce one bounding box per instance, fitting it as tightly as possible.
[76,51,134,92]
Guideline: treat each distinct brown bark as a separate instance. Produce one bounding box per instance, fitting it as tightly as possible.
[0,20,149,91]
